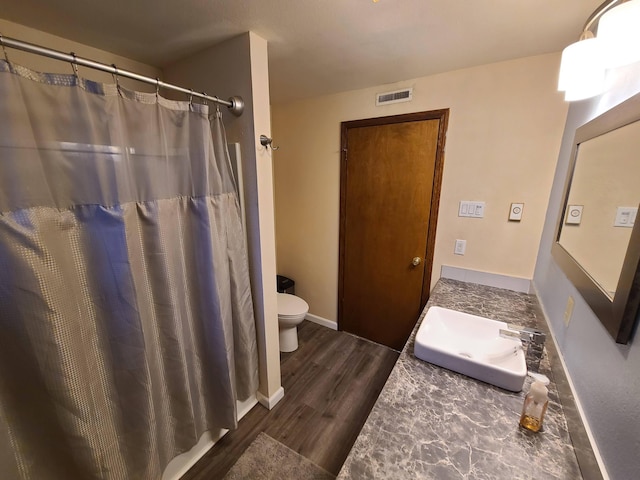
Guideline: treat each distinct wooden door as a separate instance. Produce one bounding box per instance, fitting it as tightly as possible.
[339,111,448,350]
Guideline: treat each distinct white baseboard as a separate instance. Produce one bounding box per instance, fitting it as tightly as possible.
[162,394,258,480]
[162,430,219,480]
[440,266,532,293]
[306,313,338,330]
[237,395,259,419]
[257,386,285,410]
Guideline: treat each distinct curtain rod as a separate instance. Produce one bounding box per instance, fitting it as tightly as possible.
[0,34,245,116]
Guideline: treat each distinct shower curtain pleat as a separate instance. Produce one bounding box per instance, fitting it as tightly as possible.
[0,59,259,479]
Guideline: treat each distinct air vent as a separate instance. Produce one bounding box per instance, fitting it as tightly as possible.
[376,88,413,106]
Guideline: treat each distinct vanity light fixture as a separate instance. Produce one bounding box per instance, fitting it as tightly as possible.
[558,0,640,101]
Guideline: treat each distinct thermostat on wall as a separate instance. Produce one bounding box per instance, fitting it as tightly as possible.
[565,205,583,225]
[509,203,524,221]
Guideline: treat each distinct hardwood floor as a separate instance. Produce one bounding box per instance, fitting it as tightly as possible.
[181,321,399,479]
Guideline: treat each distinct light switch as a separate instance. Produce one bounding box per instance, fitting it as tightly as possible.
[509,203,524,221]
[458,201,485,218]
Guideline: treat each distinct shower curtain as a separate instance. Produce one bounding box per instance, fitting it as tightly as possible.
[0,60,259,479]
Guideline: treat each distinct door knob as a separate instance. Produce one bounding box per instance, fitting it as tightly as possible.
[412,256,422,266]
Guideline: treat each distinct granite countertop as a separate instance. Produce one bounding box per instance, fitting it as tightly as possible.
[337,279,601,480]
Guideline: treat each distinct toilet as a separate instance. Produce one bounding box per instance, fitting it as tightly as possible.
[277,293,309,352]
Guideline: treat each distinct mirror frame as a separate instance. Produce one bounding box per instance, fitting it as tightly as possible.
[552,92,640,344]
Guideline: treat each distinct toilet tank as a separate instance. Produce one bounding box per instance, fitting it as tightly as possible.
[276,275,295,295]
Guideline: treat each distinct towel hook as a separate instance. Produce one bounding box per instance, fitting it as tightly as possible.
[260,135,280,151]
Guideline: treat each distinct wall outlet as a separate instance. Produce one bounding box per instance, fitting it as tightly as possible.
[564,296,575,327]
[454,239,466,255]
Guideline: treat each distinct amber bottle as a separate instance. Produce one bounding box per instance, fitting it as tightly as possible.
[519,381,548,432]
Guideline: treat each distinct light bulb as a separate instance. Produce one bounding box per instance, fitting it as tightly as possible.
[558,37,606,101]
[597,0,640,68]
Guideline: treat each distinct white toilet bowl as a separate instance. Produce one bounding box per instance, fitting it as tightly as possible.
[277,293,309,352]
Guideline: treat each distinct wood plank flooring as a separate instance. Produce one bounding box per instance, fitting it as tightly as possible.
[181,321,399,479]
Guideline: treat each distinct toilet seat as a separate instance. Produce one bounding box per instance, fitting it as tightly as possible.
[277,293,309,317]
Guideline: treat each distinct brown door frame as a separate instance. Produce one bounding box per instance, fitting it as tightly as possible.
[338,109,449,330]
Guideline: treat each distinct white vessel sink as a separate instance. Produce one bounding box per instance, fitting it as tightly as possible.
[414,306,527,391]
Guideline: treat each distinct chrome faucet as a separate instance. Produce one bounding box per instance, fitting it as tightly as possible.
[499,325,546,371]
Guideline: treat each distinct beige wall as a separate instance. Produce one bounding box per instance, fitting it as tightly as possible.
[0,18,159,89]
[272,53,568,322]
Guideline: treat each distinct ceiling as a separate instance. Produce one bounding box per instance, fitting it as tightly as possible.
[0,0,603,104]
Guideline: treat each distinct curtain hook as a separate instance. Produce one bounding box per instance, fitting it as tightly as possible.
[187,89,194,111]
[0,34,10,63]
[111,64,122,96]
[214,96,222,118]
[155,77,160,100]
[202,92,208,106]
[70,52,79,79]
[111,64,118,84]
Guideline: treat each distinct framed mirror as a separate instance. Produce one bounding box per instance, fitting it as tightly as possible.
[552,92,640,344]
